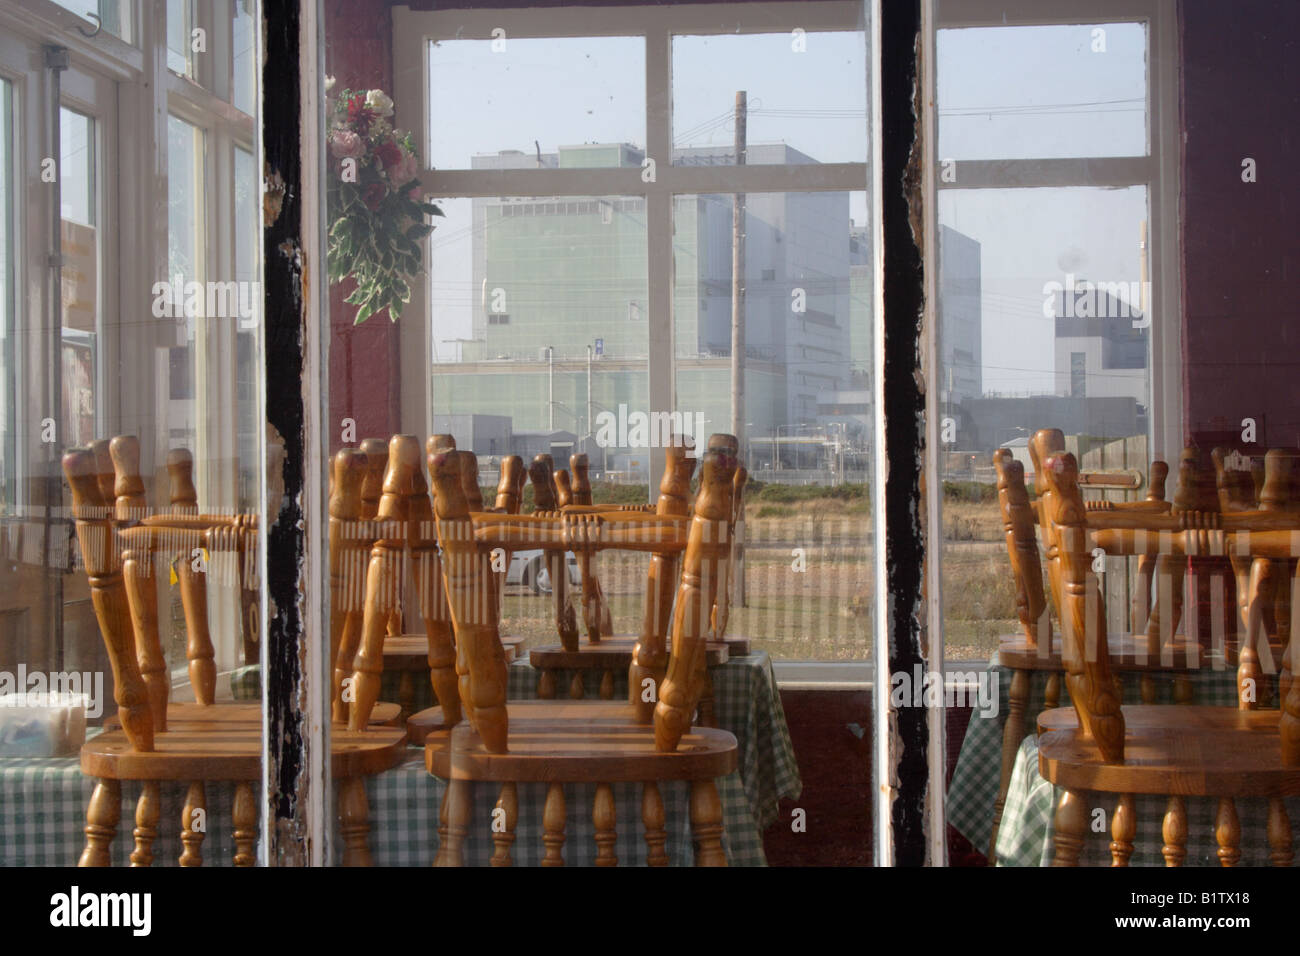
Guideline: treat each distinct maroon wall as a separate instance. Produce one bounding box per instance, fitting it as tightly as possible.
[1180,0,1299,450]
[324,0,403,452]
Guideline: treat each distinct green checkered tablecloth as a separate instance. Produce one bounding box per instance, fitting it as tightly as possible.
[2,652,798,866]
[948,654,1296,865]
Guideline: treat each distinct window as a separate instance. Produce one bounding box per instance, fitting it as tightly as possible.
[393,1,872,661]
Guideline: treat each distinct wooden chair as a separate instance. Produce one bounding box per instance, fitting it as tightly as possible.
[65,446,406,866]
[987,443,1206,859]
[423,438,741,865]
[529,444,728,703]
[1034,448,1300,865]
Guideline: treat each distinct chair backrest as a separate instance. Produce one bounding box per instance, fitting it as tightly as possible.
[529,454,559,513]
[495,456,526,514]
[993,448,1051,650]
[329,448,369,719]
[427,434,737,753]
[64,446,155,752]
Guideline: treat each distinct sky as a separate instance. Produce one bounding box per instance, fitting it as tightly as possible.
[422,20,1152,396]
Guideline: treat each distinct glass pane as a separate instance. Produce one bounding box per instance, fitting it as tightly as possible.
[0,80,12,513]
[232,0,256,115]
[675,190,871,659]
[166,115,204,454]
[166,0,191,76]
[937,22,1148,161]
[426,37,645,170]
[49,0,127,40]
[672,32,867,165]
[60,109,98,448]
[937,184,1149,663]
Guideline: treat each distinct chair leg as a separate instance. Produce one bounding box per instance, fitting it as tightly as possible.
[593,783,617,867]
[989,667,1029,864]
[1110,794,1136,866]
[642,782,668,867]
[1051,788,1086,867]
[1162,794,1187,867]
[233,781,257,867]
[130,781,159,867]
[490,782,517,867]
[1215,797,1241,867]
[79,778,121,867]
[1267,797,1294,867]
[339,776,373,866]
[538,668,557,700]
[690,780,727,867]
[542,782,566,866]
[180,781,206,867]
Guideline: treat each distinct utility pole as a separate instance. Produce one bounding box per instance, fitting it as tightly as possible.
[586,344,593,457]
[547,345,554,432]
[730,91,747,448]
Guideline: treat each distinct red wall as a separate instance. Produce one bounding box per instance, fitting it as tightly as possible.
[324,0,402,452]
[1180,0,1300,449]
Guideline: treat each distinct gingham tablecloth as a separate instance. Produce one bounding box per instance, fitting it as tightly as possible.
[947,654,1296,865]
[1,653,798,866]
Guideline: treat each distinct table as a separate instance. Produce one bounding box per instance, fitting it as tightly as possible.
[1,652,800,866]
[948,654,1298,865]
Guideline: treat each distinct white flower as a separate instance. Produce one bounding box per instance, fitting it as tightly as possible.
[324,75,336,93]
[365,89,394,117]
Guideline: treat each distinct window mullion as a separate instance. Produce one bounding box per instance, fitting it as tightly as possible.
[645,25,672,492]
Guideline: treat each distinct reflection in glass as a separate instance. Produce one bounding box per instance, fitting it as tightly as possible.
[166,116,204,454]
[166,0,191,75]
[232,0,256,115]
[0,81,11,513]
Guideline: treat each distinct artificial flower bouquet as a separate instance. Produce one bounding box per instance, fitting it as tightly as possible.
[325,84,443,324]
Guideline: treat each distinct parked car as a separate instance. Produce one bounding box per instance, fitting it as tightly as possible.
[505,549,581,595]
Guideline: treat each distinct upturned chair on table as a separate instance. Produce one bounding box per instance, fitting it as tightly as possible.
[419,437,742,865]
[530,440,732,705]
[987,434,1209,858]
[66,442,405,867]
[1033,446,1300,866]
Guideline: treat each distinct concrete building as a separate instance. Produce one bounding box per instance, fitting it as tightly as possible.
[431,142,864,462]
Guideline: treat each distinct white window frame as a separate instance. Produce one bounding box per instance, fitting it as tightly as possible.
[391,1,869,486]
[933,0,1183,463]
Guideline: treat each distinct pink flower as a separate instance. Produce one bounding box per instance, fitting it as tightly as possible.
[329,128,365,160]
[407,183,422,201]
[391,151,419,186]
[363,182,387,210]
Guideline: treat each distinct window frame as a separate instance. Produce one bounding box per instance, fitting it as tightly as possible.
[391,1,870,489]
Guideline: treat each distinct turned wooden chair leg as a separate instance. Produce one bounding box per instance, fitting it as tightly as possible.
[569,670,585,700]
[538,668,557,700]
[1043,671,1061,710]
[989,667,1029,863]
[179,781,206,867]
[1267,797,1294,867]
[399,670,415,723]
[593,783,617,867]
[690,779,727,867]
[599,669,615,701]
[435,778,471,867]
[233,781,258,867]
[130,781,159,867]
[1162,794,1187,867]
[1110,793,1136,866]
[80,778,121,867]
[1139,674,1156,704]
[542,782,566,867]
[1051,788,1086,867]
[339,776,373,866]
[1215,797,1242,867]
[642,782,669,867]
[490,782,517,867]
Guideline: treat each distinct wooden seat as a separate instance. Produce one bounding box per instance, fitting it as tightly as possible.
[417,436,742,865]
[65,445,406,867]
[1033,447,1300,865]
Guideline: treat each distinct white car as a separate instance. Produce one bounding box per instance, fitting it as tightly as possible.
[505,549,581,595]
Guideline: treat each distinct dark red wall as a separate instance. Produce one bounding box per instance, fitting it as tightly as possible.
[324,0,402,452]
[1180,0,1299,449]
